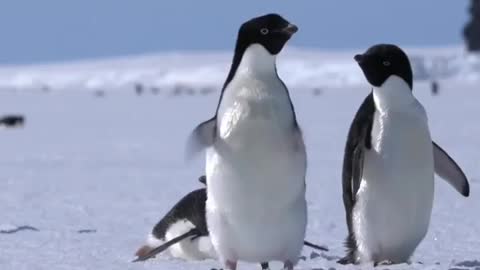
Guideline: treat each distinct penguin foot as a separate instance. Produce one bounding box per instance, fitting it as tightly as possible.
[337,255,354,265]
[260,262,270,270]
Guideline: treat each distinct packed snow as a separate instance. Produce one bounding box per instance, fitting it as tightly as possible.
[0,46,479,270]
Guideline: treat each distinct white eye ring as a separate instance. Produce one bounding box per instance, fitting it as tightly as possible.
[260,28,269,35]
[383,60,391,66]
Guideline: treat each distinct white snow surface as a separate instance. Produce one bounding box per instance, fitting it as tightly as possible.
[0,46,479,270]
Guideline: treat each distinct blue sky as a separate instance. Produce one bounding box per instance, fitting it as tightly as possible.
[0,0,470,64]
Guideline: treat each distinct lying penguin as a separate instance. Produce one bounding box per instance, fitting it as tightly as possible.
[134,176,328,269]
[0,114,25,128]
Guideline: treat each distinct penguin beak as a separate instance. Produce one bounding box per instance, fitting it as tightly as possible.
[282,24,298,36]
[354,54,364,63]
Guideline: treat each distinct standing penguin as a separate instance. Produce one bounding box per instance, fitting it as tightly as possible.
[187,14,306,270]
[339,44,470,265]
[134,176,328,269]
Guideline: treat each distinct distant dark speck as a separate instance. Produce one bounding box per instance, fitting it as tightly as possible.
[77,229,97,234]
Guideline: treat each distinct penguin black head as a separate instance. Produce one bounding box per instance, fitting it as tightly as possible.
[354,44,413,90]
[237,13,298,55]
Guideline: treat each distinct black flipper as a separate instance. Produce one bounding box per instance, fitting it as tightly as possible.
[339,93,375,264]
[186,117,217,160]
[433,142,470,197]
[133,228,201,262]
[303,240,329,252]
[260,262,269,270]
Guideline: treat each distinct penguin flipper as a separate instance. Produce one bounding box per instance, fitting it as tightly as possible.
[303,240,329,251]
[186,117,217,160]
[433,141,470,197]
[343,94,374,210]
[350,145,364,202]
[132,228,201,262]
[341,94,374,261]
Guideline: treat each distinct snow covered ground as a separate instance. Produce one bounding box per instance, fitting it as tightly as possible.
[0,46,479,94]
[0,47,479,270]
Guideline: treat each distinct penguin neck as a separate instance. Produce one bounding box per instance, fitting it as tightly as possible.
[372,75,415,113]
[235,44,278,79]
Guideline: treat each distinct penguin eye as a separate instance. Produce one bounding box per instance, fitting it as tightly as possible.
[260,28,269,35]
[383,60,391,67]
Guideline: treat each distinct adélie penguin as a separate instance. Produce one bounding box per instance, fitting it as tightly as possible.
[339,44,470,266]
[187,14,307,270]
[134,176,328,270]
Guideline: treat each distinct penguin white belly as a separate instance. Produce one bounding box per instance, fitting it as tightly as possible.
[353,108,434,263]
[164,220,217,260]
[206,78,307,263]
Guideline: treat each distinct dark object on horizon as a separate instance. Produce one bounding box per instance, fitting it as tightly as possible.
[312,88,323,96]
[464,0,480,52]
[431,81,439,95]
[135,83,144,95]
[77,229,97,234]
[171,84,195,96]
[199,87,215,96]
[41,84,50,93]
[151,87,161,95]
[0,114,25,128]
[93,90,105,98]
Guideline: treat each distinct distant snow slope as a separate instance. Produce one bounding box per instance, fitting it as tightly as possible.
[0,47,479,270]
[0,46,478,93]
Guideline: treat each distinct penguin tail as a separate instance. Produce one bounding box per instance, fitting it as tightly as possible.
[132,228,200,262]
